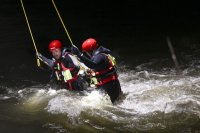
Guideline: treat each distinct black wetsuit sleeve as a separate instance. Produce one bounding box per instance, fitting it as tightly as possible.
[79,54,104,69]
[79,55,96,68]
[38,53,54,69]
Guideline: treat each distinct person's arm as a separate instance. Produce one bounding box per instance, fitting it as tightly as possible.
[79,54,105,69]
[37,53,54,69]
[79,55,97,69]
[71,46,102,69]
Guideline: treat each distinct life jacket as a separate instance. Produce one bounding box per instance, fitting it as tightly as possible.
[90,53,118,87]
[52,52,79,90]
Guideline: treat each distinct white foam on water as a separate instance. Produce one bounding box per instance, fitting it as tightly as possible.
[117,68,200,117]
[45,90,111,117]
[0,96,10,100]
[7,62,200,129]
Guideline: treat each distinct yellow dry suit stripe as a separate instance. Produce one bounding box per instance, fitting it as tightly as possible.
[51,0,74,47]
[20,0,41,67]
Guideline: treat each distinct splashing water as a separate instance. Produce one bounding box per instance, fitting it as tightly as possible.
[1,59,200,133]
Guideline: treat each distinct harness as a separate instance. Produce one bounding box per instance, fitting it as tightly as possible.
[90,53,118,87]
[52,53,79,90]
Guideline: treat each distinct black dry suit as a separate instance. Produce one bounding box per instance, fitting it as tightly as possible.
[79,46,122,103]
[38,48,84,91]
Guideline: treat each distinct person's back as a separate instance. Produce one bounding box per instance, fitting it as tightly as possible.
[91,46,121,103]
[90,46,112,71]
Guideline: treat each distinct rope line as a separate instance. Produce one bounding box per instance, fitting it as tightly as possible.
[20,0,41,67]
[51,0,75,46]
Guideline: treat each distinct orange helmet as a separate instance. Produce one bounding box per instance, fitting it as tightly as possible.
[48,40,62,52]
[82,38,98,52]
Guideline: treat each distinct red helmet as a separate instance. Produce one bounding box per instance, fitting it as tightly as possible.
[82,38,98,52]
[48,40,62,51]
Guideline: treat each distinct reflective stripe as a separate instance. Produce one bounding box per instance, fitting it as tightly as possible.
[57,63,60,70]
[53,61,76,83]
[66,74,78,83]
[55,71,60,80]
[90,77,98,88]
[107,54,116,66]
[62,70,73,82]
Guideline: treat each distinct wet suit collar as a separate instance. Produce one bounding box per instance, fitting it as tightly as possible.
[93,46,111,56]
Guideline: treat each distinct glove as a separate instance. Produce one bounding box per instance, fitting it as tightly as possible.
[71,46,82,56]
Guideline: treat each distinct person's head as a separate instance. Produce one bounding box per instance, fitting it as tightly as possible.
[49,40,62,60]
[82,38,98,56]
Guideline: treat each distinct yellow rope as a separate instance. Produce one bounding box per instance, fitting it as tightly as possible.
[51,0,89,73]
[51,0,75,47]
[51,0,87,71]
[20,0,41,67]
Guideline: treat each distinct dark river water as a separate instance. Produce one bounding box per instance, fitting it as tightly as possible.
[1,0,200,133]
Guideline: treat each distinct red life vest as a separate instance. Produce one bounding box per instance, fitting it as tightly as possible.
[92,53,118,87]
[52,60,79,91]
